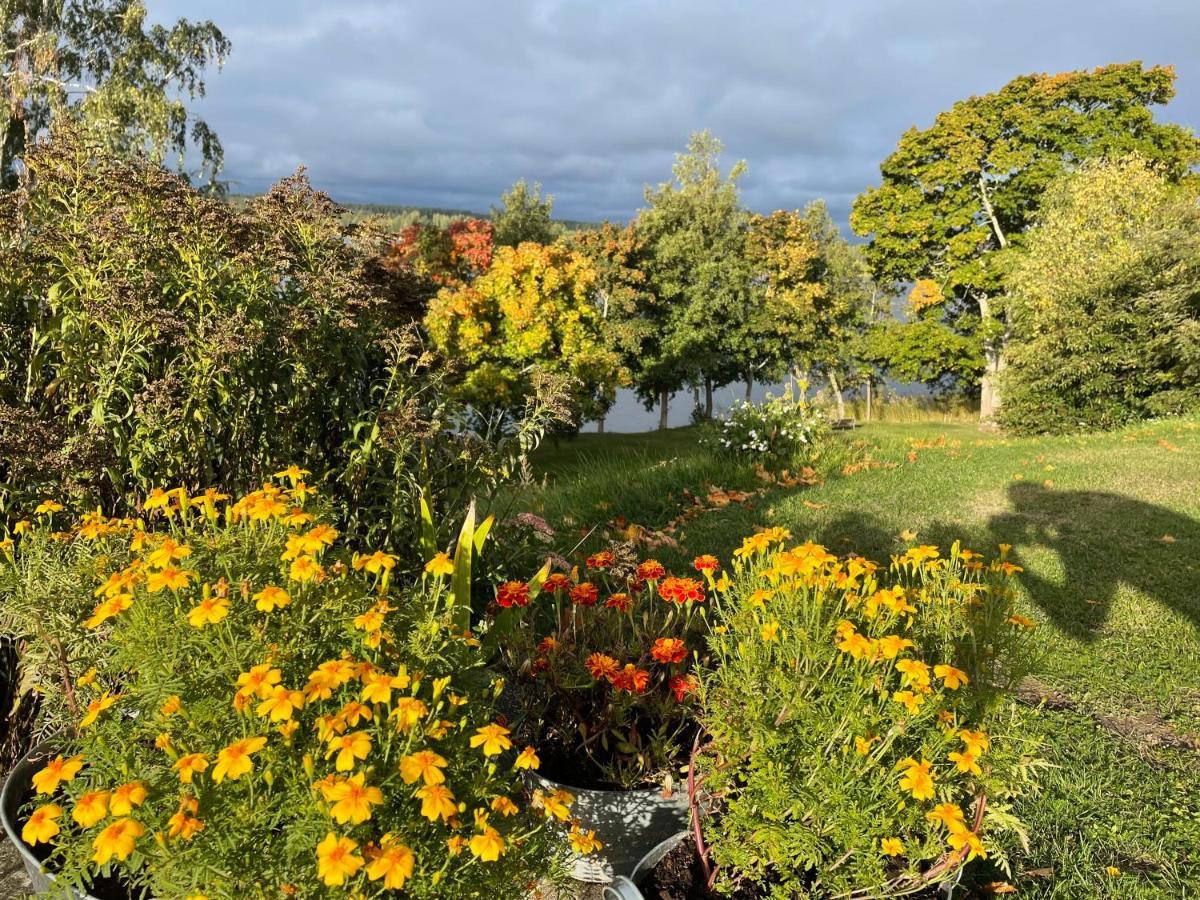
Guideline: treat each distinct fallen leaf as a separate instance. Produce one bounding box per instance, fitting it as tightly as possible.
[1157,534,1176,543]
[1024,867,1054,878]
[899,529,918,541]
[802,500,828,509]
[1158,439,1181,452]
[906,450,918,464]
[1043,480,1054,488]
[983,883,1017,894]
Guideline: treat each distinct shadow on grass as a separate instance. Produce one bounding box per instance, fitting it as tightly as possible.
[800,482,1200,641]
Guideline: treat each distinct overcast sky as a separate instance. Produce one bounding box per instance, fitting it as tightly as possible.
[150,0,1200,228]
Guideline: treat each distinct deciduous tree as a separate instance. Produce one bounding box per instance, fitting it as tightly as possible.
[851,62,1200,420]
[1,0,229,189]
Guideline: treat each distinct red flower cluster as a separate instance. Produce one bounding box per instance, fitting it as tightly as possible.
[693,555,719,573]
[611,664,650,694]
[496,580,531,608]
[669,674,698,703]
[585,652,619,681]
[658,576,705,605]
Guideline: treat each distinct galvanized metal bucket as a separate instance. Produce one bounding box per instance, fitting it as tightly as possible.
[531,772,691,883]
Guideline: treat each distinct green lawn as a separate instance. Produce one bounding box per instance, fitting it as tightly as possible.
[521,417,1200,898]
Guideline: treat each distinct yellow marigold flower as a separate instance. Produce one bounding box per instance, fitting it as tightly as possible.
[353,601,391,633]
[315,832,364,887]
[160,695,182,717]
[903,545,940,564]
[32,755,84,795]
[337,701,372,728]
[187,596,229,628]
[895,658,932,689]
[897,758,936,801]
[934,664,970,690]
[513,746,540,771]
[353,550,397,575]
[213,736,267,783]
[77,667,98,687]
[274,464,311,483]
[892,690,926,715]
[1007,613,1036,630]
[760,621,780,642]
[366,837,415,890]
[399,750,449,786]
[447,836,466,856]
[470,723,512,757]
[166,810,205,840]
[34,500,64,516]
[253,585,292,613]
[277,720,299,742]
[535,788,574,821]
[92,818,144,865]
[236,664,283,701]
[145,538,191,569]
[22,803,62,845]
[390,697,429,732]
[326,731,372,771]
[325,772,383,825]
[147,567,195,593]
[469,826,505,862]
[926,803,966,830]
[415,784,457,823]
[854,735,875,756]
[1105,866,1122,877]
[109,782,147,816]
[947,828,987,861]
[13,520,31,534]
[155,732,172,751]
[84,594,133,629]
[71,791,110,828]
[569,826,603,855]
[425,552,455,576]
[880,837,904,856]
[491,796,519,817]
[876,635,915,660]
[948,750,982,776]
[174,753,209,784]
[289,555,324,583]
[837,629,877,661]
[257,686,304,722]
[80,692,120,728]
[959,729,990,756]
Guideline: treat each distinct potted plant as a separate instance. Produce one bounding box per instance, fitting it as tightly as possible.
[614,534,1041,898]
[485,546,718,881]
[0,477,572,897]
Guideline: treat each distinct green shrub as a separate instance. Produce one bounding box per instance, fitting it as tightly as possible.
[697,533,1040,898]
[1,480,570,897]
[1000,157,1200,435]
[0,129,564,567]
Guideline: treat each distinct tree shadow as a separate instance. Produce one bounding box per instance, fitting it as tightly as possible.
[985,482,1200,640]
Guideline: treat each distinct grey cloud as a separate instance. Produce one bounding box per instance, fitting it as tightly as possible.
[150,0,1200,227]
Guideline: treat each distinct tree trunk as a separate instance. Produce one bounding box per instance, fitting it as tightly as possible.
[865,376,873,423]
[692,383,701,412]
[704,378,713,419]
[744,376,753,402]
[828,370,846,420]
[596,415,605,435]
[659,389,669,430]
[976,294,1007,423]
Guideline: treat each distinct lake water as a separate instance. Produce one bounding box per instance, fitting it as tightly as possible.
[584,379,929,433]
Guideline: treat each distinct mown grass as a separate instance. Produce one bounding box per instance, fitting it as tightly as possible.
[518,415,1200,898]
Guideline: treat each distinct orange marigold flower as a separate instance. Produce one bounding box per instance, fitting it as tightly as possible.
[693,555,719,573]
[669,674,698,703]
[585,551,615,569]
[658,576,704,605]
[650,638,688,665]
[611,664,650,694]
[584,652,619,681]
[635,560,666,582]
[569,582,599,606]
[605,592,632,612]
[496,581,531,608]
[542,573,571,593]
